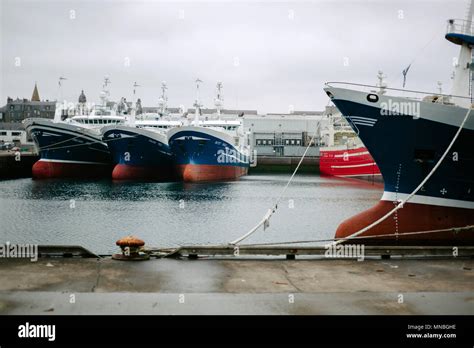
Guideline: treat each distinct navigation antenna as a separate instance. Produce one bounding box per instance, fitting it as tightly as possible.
[54,76,67,122]
[133,82,141,97]
[437,81,443,95]
[58,76,67,102]
[103,77,110,89]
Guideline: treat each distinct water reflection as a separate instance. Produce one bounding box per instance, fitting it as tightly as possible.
[0,174,383,254]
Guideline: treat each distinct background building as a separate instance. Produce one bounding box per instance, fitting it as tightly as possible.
[0,83,56,123]
[0,83,56,146]
[244,111,323,157]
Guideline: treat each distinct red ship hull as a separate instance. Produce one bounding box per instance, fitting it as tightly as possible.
[177,164,248,182]
[335,200,474,245]
[320,146,381,178]
[32,160,112,179]
[112,164,176,181]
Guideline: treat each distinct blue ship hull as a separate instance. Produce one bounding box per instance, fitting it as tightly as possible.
[168,127,249,181]
[102,126,176,180]
[24,119,112,178]
[333,101,474,204]
[325,86,474,244]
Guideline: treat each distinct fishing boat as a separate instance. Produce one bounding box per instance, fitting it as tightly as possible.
[24,80,125,179]
[168,81,252,182]
[319,105,380,179]
[102,82,181,180]
[324,3,474,245]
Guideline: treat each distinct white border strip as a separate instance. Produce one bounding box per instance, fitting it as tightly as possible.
[334,151,370,158]
[349,116,377,122]
[331,162,377,169]
[382,191,474,210]
[352,121,375,127]
[339,173,382,178]
[38,159,109,165]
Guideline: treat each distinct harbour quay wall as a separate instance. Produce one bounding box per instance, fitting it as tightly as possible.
[250,155,319,173]
[0,152,38,179]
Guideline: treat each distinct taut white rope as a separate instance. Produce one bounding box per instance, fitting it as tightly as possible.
[229,117,324,245]
[331,106,472,246]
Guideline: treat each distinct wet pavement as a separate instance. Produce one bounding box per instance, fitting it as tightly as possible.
[0,257,473,314]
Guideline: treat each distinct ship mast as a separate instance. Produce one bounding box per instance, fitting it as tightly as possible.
[100,77,111,107]
[214,82,224,117]
[447,0,474,107]
[55,76,67,122]
[158,81,168,116]
[193,78,203,126]
[376,71,387,95]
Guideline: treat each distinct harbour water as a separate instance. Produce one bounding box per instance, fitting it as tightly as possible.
[0,174,382,254]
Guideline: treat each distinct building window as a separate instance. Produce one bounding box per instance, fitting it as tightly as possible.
[12,132,21,136]
[9,105,14,110]
[0,131,7,136]
[262,140,267,145]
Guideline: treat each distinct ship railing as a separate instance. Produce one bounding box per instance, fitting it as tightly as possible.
[446,18,474,36]
[325,82,471,106]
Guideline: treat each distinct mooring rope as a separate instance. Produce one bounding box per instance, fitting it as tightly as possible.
[331,106,472,246]
[229,104,471,247]
[229,117,324,245]
[146,224,474,258]
[236,224,474,247]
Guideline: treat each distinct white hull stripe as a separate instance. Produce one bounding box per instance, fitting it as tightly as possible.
[339,173,382,178]
[333,151,370,158]
[168,126,236,145]
[103,126,168,144]
[30,125,103,144]
[381,191,474,210]
[41,132,61,137]
[174,136,209,141]
[349,116,377,122]
[38,159,109,165]
[352,121,375,127]
[331,162,377,169]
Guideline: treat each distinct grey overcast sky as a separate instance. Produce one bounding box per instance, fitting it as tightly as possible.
[0,0,468,113]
